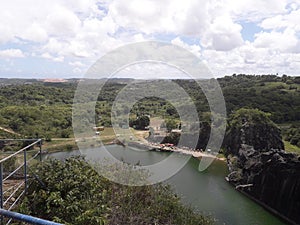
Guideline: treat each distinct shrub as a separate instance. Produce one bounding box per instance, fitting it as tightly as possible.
[19,157,213,225]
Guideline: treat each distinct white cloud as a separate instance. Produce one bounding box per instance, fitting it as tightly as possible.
[41,52,64,62]
[0,1,49,43]
[69,61,85,67]
[115,62,189,79]
[201,16,244,51]
[107,0,245,52]
[0,0,103,44]
[171,37,201,58]
[202,41,300,76]
[0,49,25,58]
[1,0,300,76]
[42,38,65,55]
[260,8,300,31]
[109,0,168,34]
[253,28,299,53]
[226,0,291,22]
[23,23,48,43]
[45,5,81,37]
[72,67,82,73]
[108,0,211,35]
[37,12,123,60]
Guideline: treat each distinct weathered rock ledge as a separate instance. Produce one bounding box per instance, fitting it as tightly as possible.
[227,144,300,224]
[224,109,300,224]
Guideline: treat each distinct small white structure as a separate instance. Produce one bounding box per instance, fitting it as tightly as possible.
[171,129,182,134]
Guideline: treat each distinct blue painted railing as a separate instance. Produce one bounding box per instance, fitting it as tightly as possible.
[0,209,62,225]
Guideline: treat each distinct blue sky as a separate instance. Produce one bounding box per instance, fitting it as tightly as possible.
[0,0,300,78]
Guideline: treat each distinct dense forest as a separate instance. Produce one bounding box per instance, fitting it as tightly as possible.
[0,74,299,148]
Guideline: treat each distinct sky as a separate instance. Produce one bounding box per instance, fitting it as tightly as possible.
[1,0,300,79]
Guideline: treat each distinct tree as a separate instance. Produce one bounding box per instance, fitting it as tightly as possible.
[20,157,213,225]
[19,157,107,225]
[166,119,177,132]
[224,108,284,155]
[132,115,150,130]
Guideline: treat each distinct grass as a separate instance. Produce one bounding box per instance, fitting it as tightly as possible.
[42,127,117,152]
[104,127,149,143]
[99,127,117,143]
[216,153,226,159]
[43,139,78,153]
[284,141,300,154]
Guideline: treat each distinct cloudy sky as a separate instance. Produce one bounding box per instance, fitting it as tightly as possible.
[1,0,300,78]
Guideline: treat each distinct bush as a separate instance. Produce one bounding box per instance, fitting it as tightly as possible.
[130,115,150,130]
[290,135,300,146]
[19,157,213,225]
[2,156,17,173]
[19,157,107,225]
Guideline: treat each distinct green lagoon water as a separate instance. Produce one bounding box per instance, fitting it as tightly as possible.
[46,145,287,225]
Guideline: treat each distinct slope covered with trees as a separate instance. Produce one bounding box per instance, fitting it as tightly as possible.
[0,74,299,148]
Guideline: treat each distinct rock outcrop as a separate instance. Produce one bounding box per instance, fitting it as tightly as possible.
[227,145,300,224]
[225,108,300,224]
[225,108,284,155]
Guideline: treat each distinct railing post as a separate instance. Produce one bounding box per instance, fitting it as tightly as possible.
[24,149,27,192]
[0,162,3,224]
[39,139,42,162]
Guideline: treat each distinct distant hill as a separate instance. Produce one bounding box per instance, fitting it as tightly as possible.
[0,75,299,148]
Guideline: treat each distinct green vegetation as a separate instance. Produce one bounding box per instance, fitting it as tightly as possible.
[0,82,75,139]
[216,75,300,123]
[0,105,72,138]
[129,115,150,130]
[19,157,213,225]
[165,119,179,132]
[226,108,274,128]
[280,122,300,148]
[0,75,299,224]
[42,139,78,152]
[283,140,300,154]
[0,74,299,153]
[224,108,284,154]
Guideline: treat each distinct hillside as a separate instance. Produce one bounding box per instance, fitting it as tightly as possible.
[0,75,299,152]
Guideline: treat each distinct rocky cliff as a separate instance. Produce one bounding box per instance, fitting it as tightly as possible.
[225,108,284,155]
[225,108,300,224]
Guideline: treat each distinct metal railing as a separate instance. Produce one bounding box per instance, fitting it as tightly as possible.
[0,209,62,225]
[0,139,63,224]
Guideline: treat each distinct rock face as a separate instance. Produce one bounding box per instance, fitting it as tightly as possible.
[225,109,300,224]
[228,145,300,224]
[225,113,284,155]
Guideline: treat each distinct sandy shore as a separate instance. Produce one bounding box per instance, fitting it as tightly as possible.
[130,141,226,161]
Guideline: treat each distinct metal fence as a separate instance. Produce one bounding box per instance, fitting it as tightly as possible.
[0,209,62,225]
[0,139,62,225]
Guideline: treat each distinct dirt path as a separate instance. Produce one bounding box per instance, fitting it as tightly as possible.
[0,126,20,136]
[132,130,149,143]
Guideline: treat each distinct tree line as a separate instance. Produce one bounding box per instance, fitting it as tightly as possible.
[0,75,299,146]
